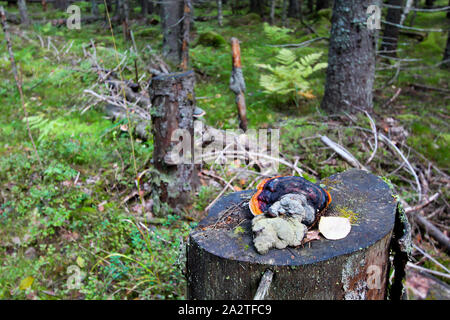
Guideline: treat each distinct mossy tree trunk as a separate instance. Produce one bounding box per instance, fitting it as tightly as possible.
[380,0,404,58]
[321,0,379,113]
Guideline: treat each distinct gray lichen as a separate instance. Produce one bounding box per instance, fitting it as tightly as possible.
[252,214,307,255]
[267,193,316,225]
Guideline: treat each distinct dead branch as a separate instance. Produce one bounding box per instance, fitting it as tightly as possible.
[230,37,248,132]
[320,135,366,170]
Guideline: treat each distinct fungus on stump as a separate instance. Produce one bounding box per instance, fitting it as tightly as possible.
[149,71,198,214]
[187,170,403,300]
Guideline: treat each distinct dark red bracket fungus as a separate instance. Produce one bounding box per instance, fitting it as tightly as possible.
[249,176,332,217]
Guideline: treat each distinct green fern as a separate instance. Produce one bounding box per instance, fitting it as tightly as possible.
[263,23,293,44]
[24,114,64,142]
[257,49,328,102]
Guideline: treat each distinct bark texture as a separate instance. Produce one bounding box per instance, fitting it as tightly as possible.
[321,0,379,112]
[287,0,301,18]
[17,0,30,26]
[380,0,404,58]
[442,31,450,69]
[217,0,223,26]
[161,0,185,66]
[149,71,197,214]
[187,170,398,299]
[229,37,248,132]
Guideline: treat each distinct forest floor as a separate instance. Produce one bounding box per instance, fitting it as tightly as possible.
[0,2,448,299]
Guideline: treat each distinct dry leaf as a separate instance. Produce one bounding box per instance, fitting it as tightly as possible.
[19,276,34,290]
[318,216,351,240]
[302,230,321,244]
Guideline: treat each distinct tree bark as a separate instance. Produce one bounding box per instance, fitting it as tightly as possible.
[425,0,435,8]
[380,0,404,58]
[282,0,287,26]
[442,31,450,69]
[217,0,223,26]
[149,71,198,215]
[17,0,30,26]
[249,0,265,16]
[91,0,99,16]
[269,0,276,25]
[187,170,398,299]
[315,0,330,11]
[321,0,379,113]
[287,0,301,19]
[230,37,248,132]
[180,0,192,71]
[53,0,68,10]
[161,0,184,66]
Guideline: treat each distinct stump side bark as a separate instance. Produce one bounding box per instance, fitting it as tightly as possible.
[149,71,197,213]
[187,169,397,299]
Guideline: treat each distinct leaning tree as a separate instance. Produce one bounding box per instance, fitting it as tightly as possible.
[321,0,380,113]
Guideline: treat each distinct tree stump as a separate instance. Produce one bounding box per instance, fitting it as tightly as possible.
[187,169,398,299]
[149,71,197,214]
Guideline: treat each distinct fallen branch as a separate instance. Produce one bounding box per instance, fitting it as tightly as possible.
[320,135,366,170]
[405,193,439,214]
[254,269,274,300]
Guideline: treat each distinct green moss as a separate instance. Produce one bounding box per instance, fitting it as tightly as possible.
[195,31,227,48]
[335,205,360,225]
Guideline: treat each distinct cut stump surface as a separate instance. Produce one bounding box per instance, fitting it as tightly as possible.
[187,169,398,299]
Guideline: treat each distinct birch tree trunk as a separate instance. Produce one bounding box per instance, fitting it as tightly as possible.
[321,0,379,113]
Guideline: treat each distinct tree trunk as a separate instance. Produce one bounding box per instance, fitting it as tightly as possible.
[321,0,379,113]
[91,0,99,16]
[180,0,192,71]
[149,71,198,215]
[249,0,265,16]
[161,0,184,66]
[307,0,314,12]
[187,170,400,299]
[287,0,301,19]
[380,0,403,58]
[269,0,276,25]
[230,37,248,132]
[116,0,130,40]
[282,0,287,26]
[217,0,223,26]
[442,31,450,69]
[54,0,68,10]
[425,0,435,8]
[315,0,330,11]
[17,0,30,26]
